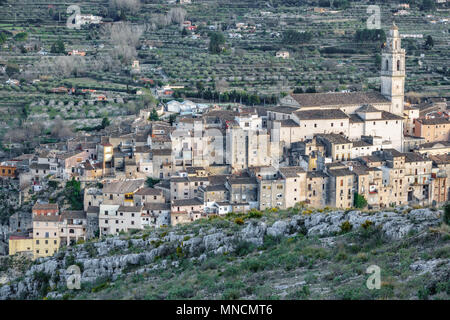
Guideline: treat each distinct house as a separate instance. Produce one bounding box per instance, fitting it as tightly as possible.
[102,179,145,206]
[9,233,33,257]
[68,50,86,56]
[276,51,290,59]
[133,187,165,206]
[59,211,87,246]
[171,198,204,226]
[141,203,171,228]
[32,215,60,259]
[32,203,59,217]
[326,167,355,209]
[414,118,450,143]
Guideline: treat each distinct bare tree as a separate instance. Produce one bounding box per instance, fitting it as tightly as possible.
[167,8,187,25]
[102,22,143,65]
[35,56,86,78]
[109,0,141,15]
[51,118,74,141]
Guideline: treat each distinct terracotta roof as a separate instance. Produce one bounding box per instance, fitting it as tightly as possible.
[290,91,390,107]
[316,133,352,144]
[417,118,450,125]
[294,109,349,120]
[33,203,58,211]
[143,203,171,211]
[135,187,163,196]
[356,104,380,113]
[61,210,86,220]
[279,166,305,178]
[172,198,204,207]
[103,179,145,194]
[118,205,143,212]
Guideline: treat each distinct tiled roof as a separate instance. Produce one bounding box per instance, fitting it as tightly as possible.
[61,210,86,220]
[172,198,204,206]
[118,205,143,212]
[294,109,349,120]
[33,203,58,211]
[103,179,145,194]
[417,118,450,125]
[316,133,352,144]
[356,104,380,113]
[135,187,162,196]
[290,91,390,107]
[279,166,305,178]
[143,203,171,211]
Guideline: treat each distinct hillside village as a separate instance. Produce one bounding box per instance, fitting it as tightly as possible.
[0,24,449,261]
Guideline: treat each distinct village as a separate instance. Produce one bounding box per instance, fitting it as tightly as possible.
[0,24,448,261]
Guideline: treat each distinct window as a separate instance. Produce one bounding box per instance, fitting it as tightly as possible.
[397,60,400,71]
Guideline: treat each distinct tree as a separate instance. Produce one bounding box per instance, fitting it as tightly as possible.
[101,117,110,129]
[0,32,6,45]
[149,108,159,121]
[64,178,83,210]
[181,27,188,37]
[13,32,27,42]
[420,0,436,11]
[444,202,450,225]
[5,63,20,77]
[282,30,313,45]
[146,177,160,188]
[354,193,368,209]
[208,32,225,54]
[50,38,65,54]
[355,29,386,43]
[168,114,177,125]
[424,35,434,50]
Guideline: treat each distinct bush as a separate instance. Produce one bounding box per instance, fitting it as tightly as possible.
[234,218,244,225]
[361,220,373,230]
[444,203,450,225]
[247,209,263,219]
[340,221,353,233]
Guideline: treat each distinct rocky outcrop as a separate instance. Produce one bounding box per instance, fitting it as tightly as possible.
[0,207,444,299]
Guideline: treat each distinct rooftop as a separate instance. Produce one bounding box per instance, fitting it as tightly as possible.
[290,91,390,107]
[294,108,349,120]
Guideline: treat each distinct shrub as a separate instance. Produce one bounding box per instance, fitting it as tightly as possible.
[340,221,353,233]
[234,218,244,225]
[354,193,368,209]
[361,220,373,230]
[247,209,263,219]
[444,203,450,225]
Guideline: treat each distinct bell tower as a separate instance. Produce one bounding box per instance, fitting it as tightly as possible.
[381,22,406,116]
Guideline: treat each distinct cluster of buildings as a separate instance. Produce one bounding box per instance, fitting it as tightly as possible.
[3,24,450,259]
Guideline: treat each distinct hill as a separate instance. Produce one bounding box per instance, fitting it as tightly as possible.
[0,206,449,300]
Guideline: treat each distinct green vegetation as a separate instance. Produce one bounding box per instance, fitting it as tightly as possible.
[146,177,160,188]
[208,32,225,54]
[444,203,450,226]
[64,178,83,210]
[354,193,368,209]
[355,29,386,43]
[50,38,65,54]
[282,30,313,45]
[149,108,159,121]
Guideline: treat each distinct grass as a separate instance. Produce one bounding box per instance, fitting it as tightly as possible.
[57,219,449,300]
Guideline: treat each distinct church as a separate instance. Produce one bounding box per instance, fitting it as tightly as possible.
[274,23,406,151]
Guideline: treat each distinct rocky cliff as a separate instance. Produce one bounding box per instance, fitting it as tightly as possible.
[0,207,448,300]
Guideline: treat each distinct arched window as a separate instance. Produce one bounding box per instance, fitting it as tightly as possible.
[385,60,389,71]
[397,60,400,71]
